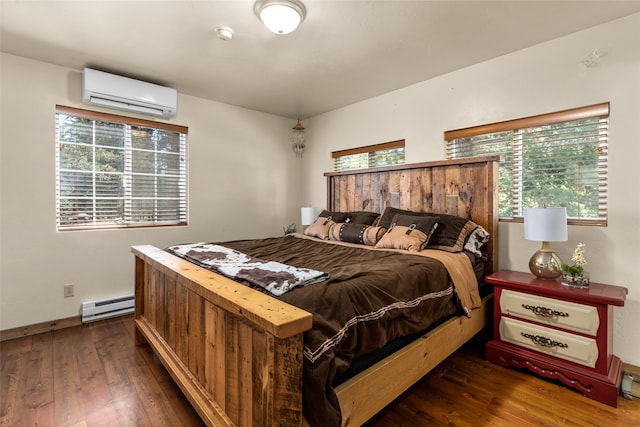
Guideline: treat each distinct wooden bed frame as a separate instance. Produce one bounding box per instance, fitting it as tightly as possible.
[133,155,500,427]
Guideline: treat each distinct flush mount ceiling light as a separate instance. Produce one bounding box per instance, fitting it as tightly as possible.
[254,0,306,35]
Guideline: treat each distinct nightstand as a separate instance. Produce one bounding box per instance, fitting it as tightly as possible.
[485,270,627,407]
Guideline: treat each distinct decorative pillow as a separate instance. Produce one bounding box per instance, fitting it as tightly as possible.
[375,225,430,252]
[318,209,351,223]
[329,223,386,246]
[389,213,439,238]
[347,211,380,226]
[375,214,439,251]
[427,214,479,253]
[303,216,336,240]
[377,207,479,252]
[376,207,418,229]
[463,225,491,257]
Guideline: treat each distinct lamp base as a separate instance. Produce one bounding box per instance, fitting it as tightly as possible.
[529,247,563,280]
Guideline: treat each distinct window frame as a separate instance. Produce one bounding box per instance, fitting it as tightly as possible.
[444,103,609,226]
[55,105,188,231]
[332,139,405,171]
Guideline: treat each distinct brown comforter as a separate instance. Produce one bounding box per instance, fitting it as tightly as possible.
[175,234,479,427]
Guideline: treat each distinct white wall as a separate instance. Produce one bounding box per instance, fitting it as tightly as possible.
[302,13,640,365]
[0,53,303,330]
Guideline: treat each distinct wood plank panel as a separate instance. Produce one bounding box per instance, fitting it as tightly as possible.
[345,174,355,211]
[353,173,363,212]
[398,171,411,210]
[444,164,462,216]
[0,336,32,425]
[142,264,152,335]
[378,171,390,209]
[238,321,254,427]
[224,316,240,424]
[369,173,381,213]
[90,318,144,426]
[338,176,347,211]
[134,257,147,346]
[388,170,401,208]
[272,335,304,426]
[157,271,167,340]
[75,322,120,426]
[361,173,372,211]
[430,165,447,214]
[188,289,205,384]
[213,306,227,410]
[23,331,54,426]
[51,329,84,426]
[203,300,217,398]
[174,276,190,362]
[251,330,273,427]
[165,274,176,349]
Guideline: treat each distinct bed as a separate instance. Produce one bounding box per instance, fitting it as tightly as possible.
[133,155,500,427]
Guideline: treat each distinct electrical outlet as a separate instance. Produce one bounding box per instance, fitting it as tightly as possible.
[63,284,74,298]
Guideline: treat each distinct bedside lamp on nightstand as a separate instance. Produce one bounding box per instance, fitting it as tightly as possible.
[301,206,320,228]
[524,207,567,280]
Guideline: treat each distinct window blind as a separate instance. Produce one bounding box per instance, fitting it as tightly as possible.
[444,103,608,225]
[55,105,188,230]
[333,140,405,172]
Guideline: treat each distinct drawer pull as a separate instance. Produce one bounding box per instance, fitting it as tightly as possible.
[521,304,569,318]
[521,332,568,349]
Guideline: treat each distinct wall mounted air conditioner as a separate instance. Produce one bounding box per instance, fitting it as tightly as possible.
[82,68,177,119]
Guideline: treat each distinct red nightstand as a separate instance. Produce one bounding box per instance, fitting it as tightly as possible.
[485,270,627,407]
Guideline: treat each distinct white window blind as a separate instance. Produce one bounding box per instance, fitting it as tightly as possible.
[56,105,188,230]
[444,103,608,225]
[333,140,405,172]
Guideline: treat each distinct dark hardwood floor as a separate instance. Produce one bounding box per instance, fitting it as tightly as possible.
[1,315,638,426]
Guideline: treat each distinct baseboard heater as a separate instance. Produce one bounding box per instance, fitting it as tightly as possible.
[81,294,134,323]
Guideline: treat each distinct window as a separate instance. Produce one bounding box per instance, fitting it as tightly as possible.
[56,105,188,230]
[333,140,405,171]
[444,103,608,225]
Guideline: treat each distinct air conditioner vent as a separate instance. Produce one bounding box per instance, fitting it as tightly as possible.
[82,68,177,118]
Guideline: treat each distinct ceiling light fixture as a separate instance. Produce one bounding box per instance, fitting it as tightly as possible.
[292,119,306,157]
[254,0,306,35]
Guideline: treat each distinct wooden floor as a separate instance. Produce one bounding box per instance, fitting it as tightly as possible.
[1,316,638,427]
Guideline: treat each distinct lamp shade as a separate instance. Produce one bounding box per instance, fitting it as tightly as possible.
[524,207,568,242]
[301,206,319,226]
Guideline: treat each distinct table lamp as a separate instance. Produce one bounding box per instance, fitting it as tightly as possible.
[524,207,568,280]
[301,206,320,227]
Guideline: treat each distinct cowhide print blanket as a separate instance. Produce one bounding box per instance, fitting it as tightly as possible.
[166,242,329,296]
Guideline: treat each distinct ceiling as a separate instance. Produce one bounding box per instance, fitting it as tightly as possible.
[2,1,640,119]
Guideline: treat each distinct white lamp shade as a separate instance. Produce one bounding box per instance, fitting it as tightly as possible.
[301,207,320,226]
[524,207,568,242]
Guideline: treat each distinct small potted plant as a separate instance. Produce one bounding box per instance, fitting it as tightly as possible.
[561,242,589,288]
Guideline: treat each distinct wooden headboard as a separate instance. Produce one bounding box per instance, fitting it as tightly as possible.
[324,155,501,274]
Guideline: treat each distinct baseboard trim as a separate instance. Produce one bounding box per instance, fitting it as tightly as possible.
[623,362,640,377]
[0,315,82,342]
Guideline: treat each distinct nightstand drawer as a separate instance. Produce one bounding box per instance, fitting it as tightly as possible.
[500,289,599,336]
[499,317,598,368]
